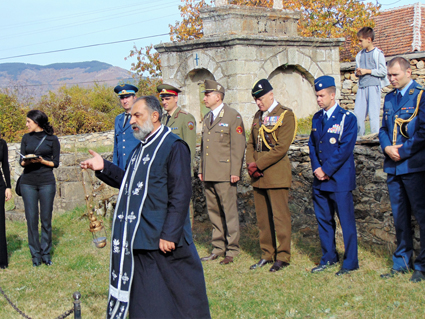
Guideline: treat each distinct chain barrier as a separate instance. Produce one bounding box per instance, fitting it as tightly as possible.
[0,286,77,319]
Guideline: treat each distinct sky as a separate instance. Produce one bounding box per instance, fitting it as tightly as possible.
[0,0,421,72]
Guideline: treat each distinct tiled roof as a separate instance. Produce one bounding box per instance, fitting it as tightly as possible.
[340,3,425,61]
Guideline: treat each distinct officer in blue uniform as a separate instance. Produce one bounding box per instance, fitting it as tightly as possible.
[379,57,425,283]
[113,84,140,170]
[308,75,359,276]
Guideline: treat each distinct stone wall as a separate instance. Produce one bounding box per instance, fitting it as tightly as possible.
[9,131,116,214]
[339,54,425,112]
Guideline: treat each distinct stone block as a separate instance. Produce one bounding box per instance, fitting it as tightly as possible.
[308,63,318,78]
[60,181,86,201]
[60,154,77,167]
[55,167,82,182]
[352,84,358,94]
[318,62,332,75]
[417,60,425,69]
[276,50,288,66]
[287,48,298,64]
[342,80,353,89]
[315,49,326,62]
[230,45,257,61]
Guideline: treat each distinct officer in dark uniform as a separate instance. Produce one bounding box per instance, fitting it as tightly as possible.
[113,84,140,170]
[308,75,359,276]
[379,57,425,283]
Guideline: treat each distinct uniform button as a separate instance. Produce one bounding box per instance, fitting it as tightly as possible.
[207,139,209,142]
[123,132,125,135]
[206,146,209,149]
[123,146,125,149]
[123,139,125,142]
[395,115,398,118]
[319,151,322,153]
[208,132,211,135]
[226,159,229,162]
[320,141,322,144]
[123,153,126,156]
[221,130,223,132]
[206,153,209,156]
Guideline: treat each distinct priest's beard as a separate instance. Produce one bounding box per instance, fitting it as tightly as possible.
[132,119,154,141]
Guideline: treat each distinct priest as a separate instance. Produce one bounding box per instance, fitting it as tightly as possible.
[80,95,210,319]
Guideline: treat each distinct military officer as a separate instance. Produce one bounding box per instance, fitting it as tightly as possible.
[246,79,296,272]
[379,57,425,283]
[198,80,246,265]
[157,84,197,164]
[308,75,359,276]
[113,83,140,170]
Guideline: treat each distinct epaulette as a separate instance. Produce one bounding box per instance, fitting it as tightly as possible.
[416,85,425,90]
[178,110,188,115]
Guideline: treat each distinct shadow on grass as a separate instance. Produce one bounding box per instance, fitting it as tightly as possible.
[51,225,65,257]
[192,220,264,259]
[292,232,322,265]
[6,233,22,258]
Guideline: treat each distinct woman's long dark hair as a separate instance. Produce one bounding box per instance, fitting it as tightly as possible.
[27,110,54,135]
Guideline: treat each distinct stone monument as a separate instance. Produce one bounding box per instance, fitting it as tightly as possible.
[155,4,344,130]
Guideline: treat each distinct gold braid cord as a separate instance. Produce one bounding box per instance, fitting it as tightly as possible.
[392,90,423,145]
[259,110,298,150]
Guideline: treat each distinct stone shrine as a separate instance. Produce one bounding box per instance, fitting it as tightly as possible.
[155,2,344,130]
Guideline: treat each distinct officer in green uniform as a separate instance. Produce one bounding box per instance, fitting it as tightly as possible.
[157,84,197,164]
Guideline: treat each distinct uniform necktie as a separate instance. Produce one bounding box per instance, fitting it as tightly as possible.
[322,113,328,127]
[166,115,171,126]
[210,113,214,125]
[397,92,402,105]
[123,113,130,127]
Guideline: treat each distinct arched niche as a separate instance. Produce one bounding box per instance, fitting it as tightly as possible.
[268,65,319,119]
[182,68,215,133]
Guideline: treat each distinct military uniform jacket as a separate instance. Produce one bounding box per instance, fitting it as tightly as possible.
[379,80,425,175]
[199,104,246,182]
[308,105,357,192]
[161,107,197,164]
[113,113,140,170]
[246,103,295,189]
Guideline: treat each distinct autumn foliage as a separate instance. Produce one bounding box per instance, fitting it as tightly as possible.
[128,0,380,77]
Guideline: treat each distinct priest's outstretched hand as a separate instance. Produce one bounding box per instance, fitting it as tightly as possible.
[80,149,105,171]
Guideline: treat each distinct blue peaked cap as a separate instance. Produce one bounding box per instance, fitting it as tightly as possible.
[114,83,138,96]
[314,76,335,91]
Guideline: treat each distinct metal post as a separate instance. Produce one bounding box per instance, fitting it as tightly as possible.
[73,292,81,319]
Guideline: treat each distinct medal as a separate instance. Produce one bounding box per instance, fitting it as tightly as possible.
[330,137,336,144]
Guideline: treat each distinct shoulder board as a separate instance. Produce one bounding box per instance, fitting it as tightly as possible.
[178,110,188,115]
[416,85,425,91]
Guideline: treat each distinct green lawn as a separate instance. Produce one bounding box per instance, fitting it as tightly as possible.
[1,208,424,318]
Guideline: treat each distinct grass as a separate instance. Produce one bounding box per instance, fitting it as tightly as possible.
[61,144,113,154]
[1,209,425,318]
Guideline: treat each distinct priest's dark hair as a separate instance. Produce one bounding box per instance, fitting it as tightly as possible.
[135,96,163,121]
[27,110,54,135]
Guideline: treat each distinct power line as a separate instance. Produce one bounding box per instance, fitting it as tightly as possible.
[0,78,135,89]
[0,1,178,41]
[0,13,178,53]
[379,0,402,5]
[0,33,169,61]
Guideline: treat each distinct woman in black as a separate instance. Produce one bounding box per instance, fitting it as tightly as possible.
[0,139,12,269]
[20,110,60,267]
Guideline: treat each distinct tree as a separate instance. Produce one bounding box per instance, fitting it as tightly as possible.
[128,0,380,76]
[0,90,28,142]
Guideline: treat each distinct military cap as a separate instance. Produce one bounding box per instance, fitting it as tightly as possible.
[202,80,225,94]
[114,83,138,97]
[251,79,273,98]
[314,76,335,91]
[157,84,182,97]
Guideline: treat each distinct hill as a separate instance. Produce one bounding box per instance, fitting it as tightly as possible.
[0,61,134,100]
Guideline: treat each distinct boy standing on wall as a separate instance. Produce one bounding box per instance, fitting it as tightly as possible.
[354,27,390,136]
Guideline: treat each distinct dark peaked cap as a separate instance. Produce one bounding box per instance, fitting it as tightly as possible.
[202,80,225,94]
[157,84,182,97]
[252,79,273,98]
[114,83,138,97]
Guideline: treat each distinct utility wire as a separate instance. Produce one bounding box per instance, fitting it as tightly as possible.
[0,0,180,30]
[1,78,134,89]
[0,1,178,40]
[0,33,169,61]
[0,13,177,53]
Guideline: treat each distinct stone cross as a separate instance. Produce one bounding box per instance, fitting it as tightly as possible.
[215,0,228,6]
[273,0,283,10]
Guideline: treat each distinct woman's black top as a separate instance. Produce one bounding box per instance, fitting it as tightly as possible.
[20,131,60,185]
[0,139,11,189]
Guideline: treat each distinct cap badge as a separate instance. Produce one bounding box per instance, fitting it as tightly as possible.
[258,84,262,88]
[217,85,221,90]
[162,89,167,93]
[319,83,323,87]
[330,137,336,144]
